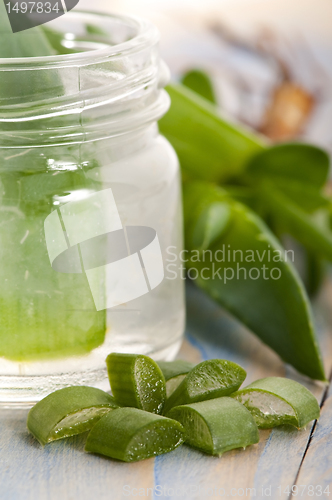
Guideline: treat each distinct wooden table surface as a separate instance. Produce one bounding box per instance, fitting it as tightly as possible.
[1,281,332,500]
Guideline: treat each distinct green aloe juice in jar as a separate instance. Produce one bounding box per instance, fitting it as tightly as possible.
[0,10,185,403]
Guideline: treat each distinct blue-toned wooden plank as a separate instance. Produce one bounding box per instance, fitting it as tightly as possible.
[252,421,317,497]
[294,383,332,498]
[154,432,271,500]
[0,408,155,500]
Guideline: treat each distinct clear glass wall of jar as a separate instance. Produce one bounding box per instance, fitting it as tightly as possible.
[0,12,185,403]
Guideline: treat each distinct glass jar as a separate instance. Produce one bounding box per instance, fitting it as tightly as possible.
[0,12,185,404]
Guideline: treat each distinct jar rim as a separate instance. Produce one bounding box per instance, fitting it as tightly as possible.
[0,10,160,68]
[0,10,169,145]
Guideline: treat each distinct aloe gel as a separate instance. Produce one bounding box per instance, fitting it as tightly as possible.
[232,377,320,428]
[0,161,107,361]
[27,386,118,445]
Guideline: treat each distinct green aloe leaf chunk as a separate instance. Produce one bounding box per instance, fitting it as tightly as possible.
[232,377,320,429]
[0,5,107,362]
[163,359,246,414]
[85,407,185,462]
[27,386,118,446]
[42,24,109,56]
[106,353,166,414]
[183,181,325,381]
[158,83,265,183]
[167,397,259,456]
[157,360,195,397]
[182,69,216,103]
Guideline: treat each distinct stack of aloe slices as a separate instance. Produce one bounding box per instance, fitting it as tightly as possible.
[27,354,320,462]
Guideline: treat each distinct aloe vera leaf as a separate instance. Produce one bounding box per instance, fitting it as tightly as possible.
[85,407,185,462]
[0,3,65,104]
[266,181,330,214]
[163,359,246,414]
[158,83,265,183]
[238,181,329,217]
[0,3,56,58]
[303,249,326,298]
[192,201,232,250]
[85,24,108,36]
[245,143,331,239]
[182,69,216,104]
[27,386,118,446]
[183,182,325,381]
[242,144,329,293]
[41,26,79,55]
[262,187,332,262]
[167,397,259,456]
[157,360,195,397]
[232,377,320,429]
[106,353,166,414]
[246,143,329,189]
[42,23,109,56]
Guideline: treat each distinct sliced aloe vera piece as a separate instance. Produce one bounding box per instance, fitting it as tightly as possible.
[157,360,195,397]
[106,353,166,414]
[163,359,246,414]
[27,386,118,446]
[168,397,259,456]
[85,407,185,462]
[159,84,264,183]
[232,377,320,429]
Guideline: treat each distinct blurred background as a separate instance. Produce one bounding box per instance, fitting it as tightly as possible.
[79,0,332,156]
